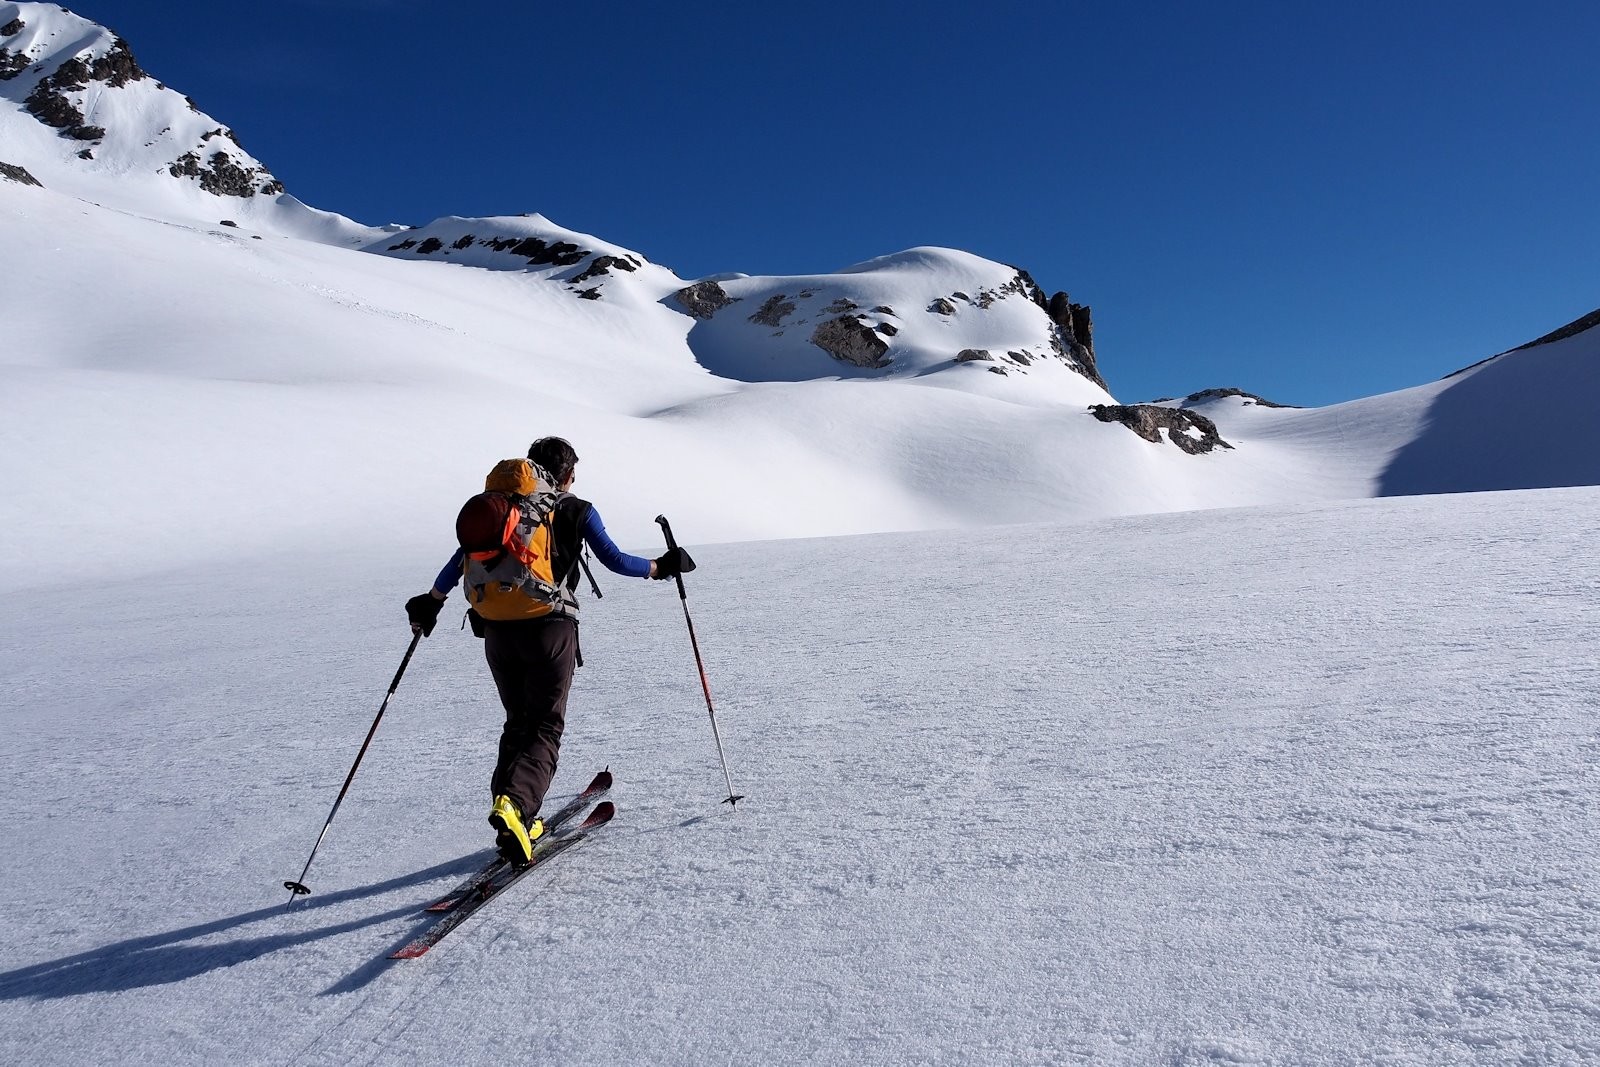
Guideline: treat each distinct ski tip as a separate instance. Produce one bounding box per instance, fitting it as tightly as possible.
[390,943,430,960]
[585,769,614,794]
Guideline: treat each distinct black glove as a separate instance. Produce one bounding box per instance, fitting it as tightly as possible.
[406,592,445,636]
[652,546,696,580]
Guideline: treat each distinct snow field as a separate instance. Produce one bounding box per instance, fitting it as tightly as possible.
[1,488,1596,1064]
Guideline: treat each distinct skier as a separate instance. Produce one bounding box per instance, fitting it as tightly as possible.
[404,436,692,864]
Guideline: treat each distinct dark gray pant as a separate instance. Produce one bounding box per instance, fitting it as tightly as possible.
[483,617,578,819]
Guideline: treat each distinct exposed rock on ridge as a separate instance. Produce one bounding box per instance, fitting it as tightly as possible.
[1503,306,1600,355]
[927,269,1106,389]
[673,280,738,319]
[1174,387,1297,409]
[0,159,41,185]
[1090,404,1232,454]
[13,36,145,141]
[168,150,283,197]
[379,223,648,300]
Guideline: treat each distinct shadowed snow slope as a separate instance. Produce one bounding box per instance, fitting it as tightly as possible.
[1,489,1595,1064]
[1379,328,1600,494]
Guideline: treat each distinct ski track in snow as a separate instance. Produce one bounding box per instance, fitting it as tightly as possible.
[2,489,1597,1065]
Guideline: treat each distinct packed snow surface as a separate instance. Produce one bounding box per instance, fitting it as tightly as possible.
[2,489,1597,1065]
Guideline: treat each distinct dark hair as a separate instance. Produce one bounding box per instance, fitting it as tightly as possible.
[527,436,579,485]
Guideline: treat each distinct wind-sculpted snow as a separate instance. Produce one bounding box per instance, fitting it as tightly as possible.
[0,490,1595,1063]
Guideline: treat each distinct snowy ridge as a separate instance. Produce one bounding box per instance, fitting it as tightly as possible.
[361,212,683,310]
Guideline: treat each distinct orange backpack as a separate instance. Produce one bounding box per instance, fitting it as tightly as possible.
[455,459,569,621]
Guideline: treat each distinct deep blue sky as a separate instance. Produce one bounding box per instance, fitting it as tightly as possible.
[66,0,1600,405]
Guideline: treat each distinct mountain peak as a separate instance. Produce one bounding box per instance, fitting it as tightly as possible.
[0,3,283,198]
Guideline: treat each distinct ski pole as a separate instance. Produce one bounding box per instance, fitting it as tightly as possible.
[579,551,604,599]
[282,631,421,907]
[656,515,743,808]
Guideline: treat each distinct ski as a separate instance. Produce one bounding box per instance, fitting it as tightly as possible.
[423,769,613,913]
[391,800,615,960]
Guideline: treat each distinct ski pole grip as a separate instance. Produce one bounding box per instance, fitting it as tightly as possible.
[655,514,679,551]
[655,514,689,599]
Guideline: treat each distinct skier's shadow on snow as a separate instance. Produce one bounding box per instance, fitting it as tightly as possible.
[0,853,486,1002]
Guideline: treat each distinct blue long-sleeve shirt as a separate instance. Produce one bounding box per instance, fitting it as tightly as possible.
[432,504,650,596]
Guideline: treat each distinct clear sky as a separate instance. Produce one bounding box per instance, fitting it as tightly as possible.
[60,0,1600,406]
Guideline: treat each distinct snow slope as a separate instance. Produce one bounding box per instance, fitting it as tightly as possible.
[0,176,1290,589]
[1,489,1596,1064]
[10,150,1598,591]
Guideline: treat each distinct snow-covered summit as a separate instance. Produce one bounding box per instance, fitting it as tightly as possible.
[0,2,376,243]
[670,245,1109,404]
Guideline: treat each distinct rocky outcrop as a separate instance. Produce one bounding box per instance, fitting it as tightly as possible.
[1090,404,1232,455]
[168,150,283,197]
[1180,387,1296,409]
[673,280,737,319]
[479,236,587,267]
[750,294,797,328]
[1,17,25,36]
[89,36,145,87]
[18,37,146,140]
[1043,292,1104,390]
[812,316,891,368]
[570,254,639,285]
[24,77,89,132]
[922,268,1107,390]
[956,348,994,363]
[0,48,28,79]
[0,161,42,186]
[377,230,645,300]
[1505,306,1600,354]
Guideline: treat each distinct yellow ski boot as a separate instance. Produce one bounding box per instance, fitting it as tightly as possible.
[489,794,544,866]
